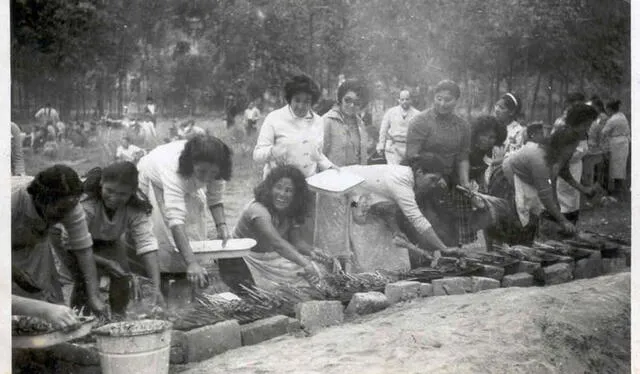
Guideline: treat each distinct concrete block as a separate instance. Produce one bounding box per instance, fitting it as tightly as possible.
[418,283,434,297]
[286,317,302,334]
[602,256,628,274]
[432,277,469,296]
[345,292,390,315]
[296,301,344,332]
[573,251,602,279]
[475,264,505,281]
[502,272,534,287]
[516,261,541,275]
[48,342,100,366]
[470,276,500,292]
[384,281,421,304]
[240,315,289,346]
[185,320,241,363]
[537,263,573,285]
[170,330,187,364]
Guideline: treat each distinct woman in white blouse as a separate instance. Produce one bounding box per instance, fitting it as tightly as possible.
[253,75,336,179]
[137,135,232,288]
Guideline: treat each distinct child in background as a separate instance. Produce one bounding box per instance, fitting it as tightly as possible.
[244,101,261,134]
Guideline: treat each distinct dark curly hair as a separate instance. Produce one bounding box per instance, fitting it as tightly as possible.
[471,115,507,148]
[566,103,598,129]
[606,99,621,113]
[27,164,83,205]
[337,79,370,107]
[284,75,321,105]
[253,165,310,224]
[83,162,153,215]
[178,135,233,181]
[543,126,581,166]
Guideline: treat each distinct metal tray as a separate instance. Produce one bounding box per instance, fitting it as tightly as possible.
[13,316,96,349]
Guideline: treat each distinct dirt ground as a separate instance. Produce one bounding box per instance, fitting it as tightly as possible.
[176,272,630,374]
[21,114,632,373]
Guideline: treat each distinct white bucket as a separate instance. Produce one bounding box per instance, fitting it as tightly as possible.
[94,319,173,374]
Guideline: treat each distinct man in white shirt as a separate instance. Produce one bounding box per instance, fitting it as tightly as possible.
[376,90,420,164]
[35,103,60,126]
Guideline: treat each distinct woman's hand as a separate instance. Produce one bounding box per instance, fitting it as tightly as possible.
[39,303,79,329]
[88,295,109,318]
[303,262,323,285]
[187,261,209,288]
[310,248,333,265]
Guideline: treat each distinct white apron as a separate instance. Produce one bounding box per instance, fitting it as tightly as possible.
[145,182,213,273]
[608,135,630,180]
[556,140,588,213]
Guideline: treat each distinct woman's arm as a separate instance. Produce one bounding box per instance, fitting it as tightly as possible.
[73,247,106,314]
[457,157,471,187]
[12,296,79,328]
[253,217,313,268]
[289,226,314,256]
[209,203,230,246]
[558,164,592,195]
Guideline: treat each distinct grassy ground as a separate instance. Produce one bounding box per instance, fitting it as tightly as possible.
[23,113,262,228]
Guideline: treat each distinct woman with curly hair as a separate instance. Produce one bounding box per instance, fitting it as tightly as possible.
[11,165,105,315]
[137,135,232,289]
[53,162,163,316]
[220,165,327,292]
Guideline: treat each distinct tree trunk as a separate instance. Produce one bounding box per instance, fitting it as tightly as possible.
[546,74,554,130]
[530,71,542,119]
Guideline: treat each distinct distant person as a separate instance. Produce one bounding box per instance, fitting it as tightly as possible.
[224,92,237,128]
[56,121,66,142]
[35,103,60,127]
[601,99,630,200]
[376,89,420,164]
[11,122,26,176]
[244,101,261,134]
[46,121,57,142]
[144,96,157,126]
[486,92,525,184]
[586,97,608,151]
[115,136,145,163]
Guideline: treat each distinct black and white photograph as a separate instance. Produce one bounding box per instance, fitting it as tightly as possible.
[5,0,635,373]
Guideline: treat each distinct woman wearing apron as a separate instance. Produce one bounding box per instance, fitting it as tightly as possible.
[137,135,232,290]
[602,99,630,200]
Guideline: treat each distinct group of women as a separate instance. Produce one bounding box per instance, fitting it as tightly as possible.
[11,74,629,330]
